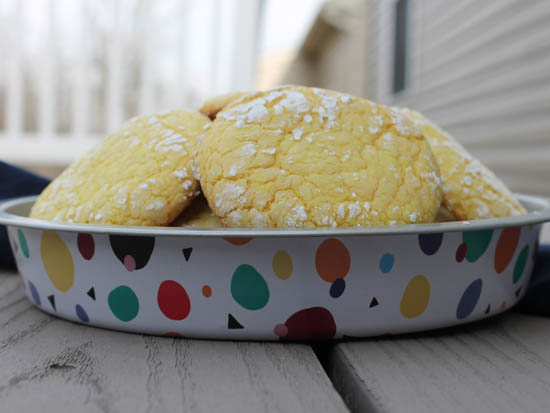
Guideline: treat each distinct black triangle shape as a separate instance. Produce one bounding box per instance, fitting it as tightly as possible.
[47,295,56,311]
[515,287,522,298]
[369,297,379,308]
[228,313,244,329]
[182,248,193,261]
[485,304,491,314]
[87,287,96,300]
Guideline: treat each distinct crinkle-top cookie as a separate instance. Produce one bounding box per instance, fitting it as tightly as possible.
[30,110,211,225]
[171,194,221,228]
[399,108,526,220]
[199,91,247,120]
[198,85,442,228]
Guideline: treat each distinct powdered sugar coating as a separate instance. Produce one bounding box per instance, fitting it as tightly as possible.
[399,107,526,219]
[31,109,211,225]
[199,86,442,228]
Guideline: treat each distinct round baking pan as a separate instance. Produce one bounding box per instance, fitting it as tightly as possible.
[1,194,549,340]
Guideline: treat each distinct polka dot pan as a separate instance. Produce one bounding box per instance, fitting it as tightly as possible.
[1,194,549,341]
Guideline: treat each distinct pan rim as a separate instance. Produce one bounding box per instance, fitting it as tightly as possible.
[1,193,549,238]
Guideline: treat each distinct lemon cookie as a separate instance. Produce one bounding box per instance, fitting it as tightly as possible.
[434,206,456,222]
[31,110,211,225]
[199,91,247,120]
[171,194,221,228]
[198,85,442,228]
[399,108,526,220]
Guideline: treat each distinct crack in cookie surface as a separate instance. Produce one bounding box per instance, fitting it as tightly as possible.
[199,86,442,228]
[399,107,526,220]
[31,110,211,225]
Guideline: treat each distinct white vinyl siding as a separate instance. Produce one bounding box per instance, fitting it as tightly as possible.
[366,0,550,196]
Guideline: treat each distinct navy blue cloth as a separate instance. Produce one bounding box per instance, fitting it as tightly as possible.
[516,245,550,316]
[0,161,50,266]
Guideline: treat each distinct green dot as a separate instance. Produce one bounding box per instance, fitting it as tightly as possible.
[463,230,493,263]
[18,229,29,258]
[231,264,270,310]
[513,245,529,284]
[108,286,139,322]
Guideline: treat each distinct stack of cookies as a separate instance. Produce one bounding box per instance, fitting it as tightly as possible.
[30,85,526,228]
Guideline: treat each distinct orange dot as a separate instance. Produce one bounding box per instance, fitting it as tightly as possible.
[500,300,507,310]
[224,237,252,246]
[202,285,212,298]
[315,238,351,283]
[494,227,521,274]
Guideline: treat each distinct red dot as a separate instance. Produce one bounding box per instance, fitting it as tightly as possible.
[202,285,212,298]
[77,233,95,260]
[500,300,507,310]
[157,280,191,320]
[456,243,467,262]
[164,332,183,337]
[279,307,336,340]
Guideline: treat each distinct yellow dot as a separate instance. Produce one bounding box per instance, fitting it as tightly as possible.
[272,250,293,280]
[41,231,74,292]
[400,275,430,318]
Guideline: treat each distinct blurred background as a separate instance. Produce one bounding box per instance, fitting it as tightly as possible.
[0,0,549,196]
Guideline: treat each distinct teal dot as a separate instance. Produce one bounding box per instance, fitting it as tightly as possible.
[108,286,139,322]
[231,264,270,310]
[513,245,529,284]
[463,230,493,263]
[18,229,29,258]
[379,253,394,273]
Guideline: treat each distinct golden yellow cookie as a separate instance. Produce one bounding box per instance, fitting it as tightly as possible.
[434,206,456,222]
[170,194,221,228]
[31,110,211,225]
[198,85,442,228]
[199,91,248,120]
[399,108,526,220]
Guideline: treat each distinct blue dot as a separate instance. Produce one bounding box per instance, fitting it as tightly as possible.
[330,278,346,298]
[75,304,90,322]
[456,279,482,320]
[28,281,41,306]
[379,253,394,273]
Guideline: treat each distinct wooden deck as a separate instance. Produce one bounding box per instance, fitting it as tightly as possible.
[2,262,550,413]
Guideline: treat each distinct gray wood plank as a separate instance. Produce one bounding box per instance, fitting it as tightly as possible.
[325,313,550,413]
[0,269,348,413]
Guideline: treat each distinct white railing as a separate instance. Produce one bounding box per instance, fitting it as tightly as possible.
[0,0,261,165]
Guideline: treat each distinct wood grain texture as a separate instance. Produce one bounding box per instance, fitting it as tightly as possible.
[0,270,348,413]
[326,314,550,413]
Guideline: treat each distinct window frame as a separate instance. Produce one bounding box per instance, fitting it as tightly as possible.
[392,0,410,95]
